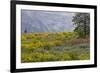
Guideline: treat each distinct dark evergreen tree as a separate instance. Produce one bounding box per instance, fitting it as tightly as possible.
[72,13,90,38]
[24,28,27,33]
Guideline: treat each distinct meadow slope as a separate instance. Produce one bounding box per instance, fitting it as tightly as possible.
[21,32,90,63]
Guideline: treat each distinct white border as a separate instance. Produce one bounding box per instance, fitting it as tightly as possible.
[16,4,94,69]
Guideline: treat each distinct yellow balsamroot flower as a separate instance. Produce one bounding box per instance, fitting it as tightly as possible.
[21,35,27,41]
[21,43,34,49]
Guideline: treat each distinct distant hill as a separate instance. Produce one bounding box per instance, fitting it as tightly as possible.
[21,10,75,33]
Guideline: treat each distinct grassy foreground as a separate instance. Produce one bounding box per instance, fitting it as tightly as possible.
[21,32,90,63]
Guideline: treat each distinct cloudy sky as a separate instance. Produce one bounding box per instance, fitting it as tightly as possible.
[21,10,75,33]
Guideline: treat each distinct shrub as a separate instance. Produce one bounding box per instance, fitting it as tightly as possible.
[68,53,79,60]
[79,53,90,60]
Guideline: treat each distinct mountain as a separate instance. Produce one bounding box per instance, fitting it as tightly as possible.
[21,10,75,33]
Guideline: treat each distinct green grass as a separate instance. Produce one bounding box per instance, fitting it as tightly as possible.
[21,32,90,63]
